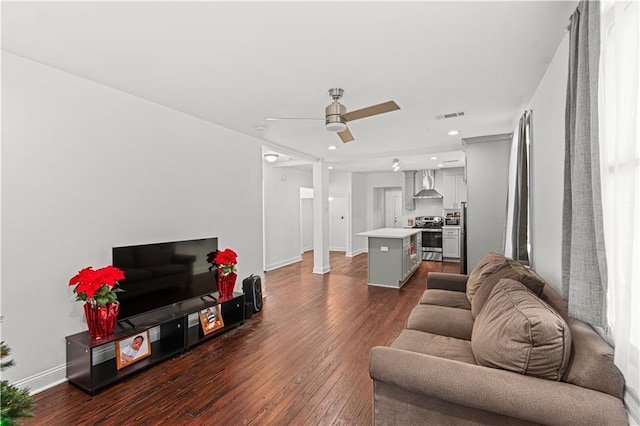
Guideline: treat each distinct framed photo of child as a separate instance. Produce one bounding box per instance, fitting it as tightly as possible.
[199,305,224,335]
[116,330,151,370]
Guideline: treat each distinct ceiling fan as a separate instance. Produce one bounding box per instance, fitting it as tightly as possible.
[267,88,400,143]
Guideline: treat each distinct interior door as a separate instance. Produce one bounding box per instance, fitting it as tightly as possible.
[393,194,402,228]
[384,189,403,228]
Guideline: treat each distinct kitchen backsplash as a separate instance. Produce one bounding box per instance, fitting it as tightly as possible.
[401,204,461,227]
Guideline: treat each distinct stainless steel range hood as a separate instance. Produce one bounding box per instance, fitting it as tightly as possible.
[413,170,443,199]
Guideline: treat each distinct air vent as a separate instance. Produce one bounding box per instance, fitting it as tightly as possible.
[435,111,466,120]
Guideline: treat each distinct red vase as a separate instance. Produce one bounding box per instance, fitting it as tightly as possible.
[84,302,119,339]
[217,271,237,301]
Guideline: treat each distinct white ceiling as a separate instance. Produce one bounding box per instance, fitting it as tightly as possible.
[2,1,577,173]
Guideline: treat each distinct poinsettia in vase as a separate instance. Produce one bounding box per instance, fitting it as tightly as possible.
[214,249,238,301]
[69,265,125,339]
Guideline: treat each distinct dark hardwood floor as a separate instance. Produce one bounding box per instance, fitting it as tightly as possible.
[25,252,460,426]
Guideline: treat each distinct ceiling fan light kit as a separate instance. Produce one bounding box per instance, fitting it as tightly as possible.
[264,153,279,163]
[325,88,347,132]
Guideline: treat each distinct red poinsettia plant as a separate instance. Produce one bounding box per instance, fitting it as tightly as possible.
[69,265,125,306]
[214,249,238,276]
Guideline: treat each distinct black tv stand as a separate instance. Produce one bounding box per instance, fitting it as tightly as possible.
[65,292,245,395]
[201,294,217,303]
[118,319,136,330]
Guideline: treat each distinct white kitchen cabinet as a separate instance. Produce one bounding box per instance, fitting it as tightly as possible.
[443,227,460,258]
[404,171,416,210]
[443,174,467,209]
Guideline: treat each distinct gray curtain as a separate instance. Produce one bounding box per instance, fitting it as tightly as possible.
[562,1,607,327]
[507,110,531,265]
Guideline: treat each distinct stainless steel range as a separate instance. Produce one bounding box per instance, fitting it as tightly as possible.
[413,216,444,261]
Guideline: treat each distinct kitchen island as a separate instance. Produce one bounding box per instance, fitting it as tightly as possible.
[355,228,421,288]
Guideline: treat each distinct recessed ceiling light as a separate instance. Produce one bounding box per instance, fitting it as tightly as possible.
[437,163,444,168]
[430,156,438,160]
[328,166,333,170]
[264,153,278,163]
[328,145,337,150]
[448,130,459,136]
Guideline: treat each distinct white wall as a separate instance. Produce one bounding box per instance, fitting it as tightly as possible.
[329,171,351,252]
[525,34,570,292]
[1,53,264,389]
[350,173,368,256]
[329,171,351,198]
[329,197,348,251]
[263,164,312,270]
[300,197,313,252]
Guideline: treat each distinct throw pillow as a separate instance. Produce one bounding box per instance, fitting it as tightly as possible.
[466,252,509,303]
[471,260,547,318]
[471,279,572,381]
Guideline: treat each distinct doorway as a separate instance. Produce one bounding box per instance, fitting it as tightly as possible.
[373,187,403,229]
[384,189,403,228]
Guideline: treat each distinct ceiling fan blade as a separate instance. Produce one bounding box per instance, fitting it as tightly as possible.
[264,117,323,121]
[338,127,355,143]
[342,101,400,122]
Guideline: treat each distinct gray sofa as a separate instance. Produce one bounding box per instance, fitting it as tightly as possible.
[369,252,629,425]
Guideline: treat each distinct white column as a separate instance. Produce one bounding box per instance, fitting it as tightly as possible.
[312,159,330,274]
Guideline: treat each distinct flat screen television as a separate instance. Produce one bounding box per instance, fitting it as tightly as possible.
[112,237,219,321]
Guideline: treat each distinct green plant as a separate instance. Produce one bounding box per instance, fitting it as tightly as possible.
[0,342,35,426]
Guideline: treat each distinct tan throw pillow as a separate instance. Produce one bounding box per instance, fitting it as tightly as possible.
[471,260,547,318]
[466,252,508,303]
[472,279,572,381]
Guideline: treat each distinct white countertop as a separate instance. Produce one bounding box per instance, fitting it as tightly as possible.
[355,228,422,238]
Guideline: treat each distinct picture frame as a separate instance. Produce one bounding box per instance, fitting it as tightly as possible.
[199,305,224,335]
[115,330,151,370]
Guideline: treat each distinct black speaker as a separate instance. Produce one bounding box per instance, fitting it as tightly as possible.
[242,274,263,313]
[243,301,253,320]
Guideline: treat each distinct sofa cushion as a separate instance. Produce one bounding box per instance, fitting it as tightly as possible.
[563,318,625,398]
[466,252,509,303]
[472,279,571,381]
[407,304,474,341]
[419,289,471,310]
[391,329,477,365]
[471,260,547,318]
[538,278,569,319]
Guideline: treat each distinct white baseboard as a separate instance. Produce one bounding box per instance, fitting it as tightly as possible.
[14,364,67,395]
[265,255,302,271]
[346,248,367,257]
[312,265,331,274]
[330,246,346,252]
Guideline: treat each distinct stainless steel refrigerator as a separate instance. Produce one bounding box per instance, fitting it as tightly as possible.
[460,202,468,274]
